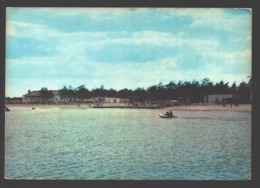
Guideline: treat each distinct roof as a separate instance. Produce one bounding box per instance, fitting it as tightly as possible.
[92,97,129,99]
[23,91,41,97]
[23,90,60,97]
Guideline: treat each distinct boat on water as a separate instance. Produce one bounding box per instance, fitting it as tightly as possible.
[158,113,177,119]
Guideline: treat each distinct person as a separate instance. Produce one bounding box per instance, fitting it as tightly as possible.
[235,99,239,107]
[169,110,173,116]
[222,99,226,107]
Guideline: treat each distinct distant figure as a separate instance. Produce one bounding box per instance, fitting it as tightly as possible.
[215,97,220,105]
[235,99,239,107]
[166,111,169,116]
[169,110,173,116]
[32,107,35,110]
[221,99,226,107]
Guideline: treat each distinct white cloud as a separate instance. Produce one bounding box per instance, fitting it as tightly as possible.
[203,48,251,65]
[50,8,143,19]
[245,34,252,42]
[162,57,178,68]
[195,67,249,85]
[167,8,251,32]
[6,8,252,97]
[6,57,59,68]
[6,19,219,53]
[6,21,58,39]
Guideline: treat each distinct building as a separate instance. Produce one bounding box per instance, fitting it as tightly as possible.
[23,91,42,103]
[22,90,130,104]
[48,90,62,103]
[204,94,239,104]
[5,97,23,104]
[23,90,72,104]
[92,97,129,104]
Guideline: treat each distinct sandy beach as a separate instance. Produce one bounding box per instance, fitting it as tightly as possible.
[6,103,251,112]
[165,104,251,112]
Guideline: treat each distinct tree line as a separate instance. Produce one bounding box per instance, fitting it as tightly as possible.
[50,78,251,104]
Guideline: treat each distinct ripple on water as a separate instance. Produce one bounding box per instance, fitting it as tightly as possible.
[5,109,251,180]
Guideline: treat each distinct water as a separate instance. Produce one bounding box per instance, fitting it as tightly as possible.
[5,107,251,180]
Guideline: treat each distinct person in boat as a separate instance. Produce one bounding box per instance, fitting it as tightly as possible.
[165,111,173,117]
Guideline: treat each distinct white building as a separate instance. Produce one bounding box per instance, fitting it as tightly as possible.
[92,97,129,104]
[23,91,42,103]
[48,90,61,103]
[204,94,239,104]
[23,90,74,104]
[23,91,130,104]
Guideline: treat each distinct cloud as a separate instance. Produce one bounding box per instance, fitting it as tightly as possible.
[163,57,177,68]
[6,21,57,39]
[7,19,222,64]
[166,8,251,32]
[49,8,145,19]
[245,34,252,42]
[6,8,252,97]
[203,48,251,66]
[29,8,251,32]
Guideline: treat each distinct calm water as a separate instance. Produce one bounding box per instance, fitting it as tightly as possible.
[5,107,251,180]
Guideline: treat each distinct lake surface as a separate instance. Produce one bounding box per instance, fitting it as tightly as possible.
[5,107,251,180]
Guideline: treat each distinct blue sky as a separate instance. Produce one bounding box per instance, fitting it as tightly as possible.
[6,8,251,97]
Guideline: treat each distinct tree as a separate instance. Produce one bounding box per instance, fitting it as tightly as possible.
[54,77,252,105]
[165,81,176,99]
[230,82,238,94]
[201,78,210,86]
[147,85,158,99]
[59,86,76,103]
[76,87,90,102]
[133,87,147,102]
[118,88,132,98]
[214,81,229,94]
[106,89,117,97]
[238,81,251,103]
[40,87,53,104]
[190,80,201,103]
[91,88,105,97]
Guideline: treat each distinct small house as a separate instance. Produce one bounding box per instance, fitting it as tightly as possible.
[204,94,239,104]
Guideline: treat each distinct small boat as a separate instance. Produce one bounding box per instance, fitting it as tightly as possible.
[158,113,177,118]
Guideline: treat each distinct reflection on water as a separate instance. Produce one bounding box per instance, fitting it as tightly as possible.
[5,108,251,180]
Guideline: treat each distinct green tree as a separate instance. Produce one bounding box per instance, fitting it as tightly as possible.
[76,87,90,102]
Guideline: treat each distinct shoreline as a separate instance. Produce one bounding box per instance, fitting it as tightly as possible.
[164,104,251,112]
[5,103,251,112]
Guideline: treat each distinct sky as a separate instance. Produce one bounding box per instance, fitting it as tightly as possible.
[6,8,252,97]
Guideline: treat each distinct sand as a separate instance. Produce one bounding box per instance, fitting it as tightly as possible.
[166,104,251,112]
[6,103,251,112]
